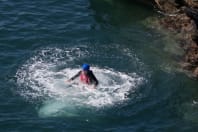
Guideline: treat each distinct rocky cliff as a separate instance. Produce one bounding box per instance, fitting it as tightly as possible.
[150,0,198,77]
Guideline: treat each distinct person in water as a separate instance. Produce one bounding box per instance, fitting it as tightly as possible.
[67,64,98,88]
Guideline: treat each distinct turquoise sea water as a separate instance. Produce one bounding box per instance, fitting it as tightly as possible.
[1,0,198,131]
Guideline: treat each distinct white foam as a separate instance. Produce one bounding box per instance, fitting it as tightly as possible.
[16,47,145,117]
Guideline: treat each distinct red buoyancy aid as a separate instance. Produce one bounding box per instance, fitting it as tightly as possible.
[80,72,90,84]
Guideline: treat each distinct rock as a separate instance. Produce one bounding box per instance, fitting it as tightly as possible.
[184,0,198,8]
[185,46,198,65]
[180,62,194,70]
[133,0,198,78]
[155,0,180,13]
[161,13,196,32]
[193,67,198,77]
[184,7,198,26]
[153,0,198,78]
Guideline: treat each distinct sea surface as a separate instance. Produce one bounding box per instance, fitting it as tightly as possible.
[1,0,198,131]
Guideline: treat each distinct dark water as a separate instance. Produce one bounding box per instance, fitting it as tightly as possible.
[1,0,198,131]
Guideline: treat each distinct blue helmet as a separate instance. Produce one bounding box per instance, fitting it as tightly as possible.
[82,64,90,71]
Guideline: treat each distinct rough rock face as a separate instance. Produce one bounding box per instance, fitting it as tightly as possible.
[185,0,198,7]
[153,0,198,78]
[155,0,179,13]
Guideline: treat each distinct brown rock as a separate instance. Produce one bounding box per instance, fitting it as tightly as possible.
[155,0,179,13]
[150,0,198,78]
[185,47,198,64]
[193,67,198,77]
[184,0,198,8]
[180,62,194,70]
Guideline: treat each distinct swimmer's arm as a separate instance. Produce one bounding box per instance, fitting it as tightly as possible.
[90,71,98,87]
[68,71,81,81]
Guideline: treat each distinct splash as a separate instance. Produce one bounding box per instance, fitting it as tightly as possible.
[16,47,145,117]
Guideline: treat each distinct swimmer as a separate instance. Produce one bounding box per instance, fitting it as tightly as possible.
[67,64,98,88]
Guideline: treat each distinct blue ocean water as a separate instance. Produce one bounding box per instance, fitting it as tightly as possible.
[1,0,198,131]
